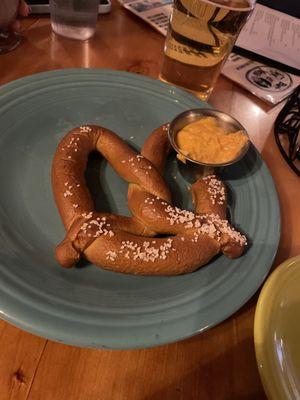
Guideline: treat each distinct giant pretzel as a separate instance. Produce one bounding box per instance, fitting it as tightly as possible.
[52,124,247,275]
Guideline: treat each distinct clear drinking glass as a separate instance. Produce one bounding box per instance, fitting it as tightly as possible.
[0,0,21,54]
[159,0,256,101]
[49,0,99,40]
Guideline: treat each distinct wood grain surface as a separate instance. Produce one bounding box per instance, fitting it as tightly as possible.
[0,2,299,399]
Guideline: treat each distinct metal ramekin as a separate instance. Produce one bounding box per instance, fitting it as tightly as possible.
[168,108,250,168]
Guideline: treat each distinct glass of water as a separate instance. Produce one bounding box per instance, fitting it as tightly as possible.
[0,0,21,54]
[49,0,99,40]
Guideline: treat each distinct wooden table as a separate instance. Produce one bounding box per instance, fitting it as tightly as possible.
[0,3,299,399]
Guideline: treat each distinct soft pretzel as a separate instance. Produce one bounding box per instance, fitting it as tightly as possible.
[52,124,247,275]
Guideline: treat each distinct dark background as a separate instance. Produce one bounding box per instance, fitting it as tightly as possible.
[258,0,299,18]
[26,0,300,17]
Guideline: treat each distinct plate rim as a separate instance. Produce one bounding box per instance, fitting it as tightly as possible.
[0,67,203,102]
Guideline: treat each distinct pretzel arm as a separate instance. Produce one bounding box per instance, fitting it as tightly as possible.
[51,126,99,229]
[84,230,220,276]
[96,128,171,202]
[141,123,172,171]
[55,212,155,269]
[191,176,227,219]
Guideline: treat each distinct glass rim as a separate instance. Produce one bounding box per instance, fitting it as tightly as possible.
[192,0,256,12]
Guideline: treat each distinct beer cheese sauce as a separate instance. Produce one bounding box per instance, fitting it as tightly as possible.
[176,117,248,164]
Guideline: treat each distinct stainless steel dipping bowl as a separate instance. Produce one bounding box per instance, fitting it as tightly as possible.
[168,108,250,168]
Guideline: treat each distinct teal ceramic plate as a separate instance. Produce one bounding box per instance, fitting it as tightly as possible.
[0,69,280,349]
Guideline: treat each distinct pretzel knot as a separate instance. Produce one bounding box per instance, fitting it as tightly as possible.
[52,124,247,275]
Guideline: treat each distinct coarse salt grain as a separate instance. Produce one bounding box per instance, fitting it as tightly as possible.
[118,238,175,263]
[80,126,92,133]
[63,190,73,197]
[203,175,226,205]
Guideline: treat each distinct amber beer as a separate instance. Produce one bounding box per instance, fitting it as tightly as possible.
[159,0,254,100]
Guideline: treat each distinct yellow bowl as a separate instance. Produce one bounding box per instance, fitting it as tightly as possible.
[254,255,300,400]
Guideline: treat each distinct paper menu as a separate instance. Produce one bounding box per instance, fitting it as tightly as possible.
[235,4,300,71]
[222,53,300,105]
[120,0,172,36]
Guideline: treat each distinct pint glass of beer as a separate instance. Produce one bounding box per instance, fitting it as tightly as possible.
[160,0,255,100]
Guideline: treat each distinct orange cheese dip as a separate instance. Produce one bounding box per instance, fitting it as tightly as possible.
[176,117,248,164]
